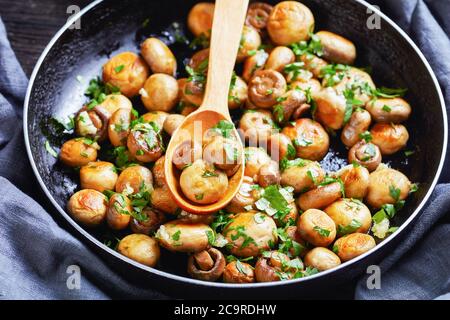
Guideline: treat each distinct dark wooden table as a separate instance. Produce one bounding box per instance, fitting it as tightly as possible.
[1,0,91,76]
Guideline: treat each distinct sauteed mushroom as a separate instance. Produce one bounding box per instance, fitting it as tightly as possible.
[180,159,228,204]
[239,109,275,143]
[67,189,107,227]
[156,221,212,252]
[115,165,153,195]
[248,69,287,108]
[245,2,273,32]
[242,49,269,82]
[304,248,341,271]
[224,211,277,258]
[117,234,160,267]
[267,1,315,46]
[60,138,100,167]
[223,261,255,283]
[140,74,179,112]
[371,123,409,155]
[80,161,118,192]
[324,198,372,235]
[187,2,214,38]
[102,52,149,97]
[237,26,262,63]
[297,209,337,247]
[141,37,177,76]
[130,207,166,235]
[282,118,329,161]
[315,31,356,65]
[341,109,372,148]
[333,233,376,262]
[297,182,342,211]
[366,98,411,124]
[106,193,132,230]
[265,46,295,73]
[335,164,370,199]
[366,167,411,209]
[187,248,226,282]
[348,141,382,172]
[280,159,325,193]
[108,108,134,147]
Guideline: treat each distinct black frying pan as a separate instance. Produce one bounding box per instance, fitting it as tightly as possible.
[24,0,447,299]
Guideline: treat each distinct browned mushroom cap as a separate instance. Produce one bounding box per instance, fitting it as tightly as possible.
[245,2,273,31]
[248,69,287,108]
[348,141,382,172]
[172,140,202,170]
[130,207,166,235]
[292,103,311,120]
[272,89,307,125]
[297,182,343,211]
[242,49,269,83]
[75,105,111,142]
[187,248,226,282]
[281,118,330,161]
[258,160,281,188]
[267,132,296,161]
[370,123,409,155]
[187,2,214,38]
[223,261,255,283]
[267,1,315,46]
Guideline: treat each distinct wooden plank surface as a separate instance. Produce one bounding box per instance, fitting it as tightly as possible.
[0,0,91,76]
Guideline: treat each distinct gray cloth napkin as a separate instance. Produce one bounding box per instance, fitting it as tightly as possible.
[0,0,449,300]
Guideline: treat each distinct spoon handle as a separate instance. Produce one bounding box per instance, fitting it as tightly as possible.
[200,0,249,118]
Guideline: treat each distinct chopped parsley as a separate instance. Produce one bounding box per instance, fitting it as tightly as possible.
[44,140,58,158]
[211,120,234,138]
[313,226,331,237]
[114,65,125,73]
[337,219,362,236]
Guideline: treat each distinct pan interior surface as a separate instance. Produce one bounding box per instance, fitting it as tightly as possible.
[25,0,447,289]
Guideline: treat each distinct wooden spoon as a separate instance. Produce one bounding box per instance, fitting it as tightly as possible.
[164,0,249,214]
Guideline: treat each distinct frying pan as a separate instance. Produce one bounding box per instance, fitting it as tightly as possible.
[24,0,447,299]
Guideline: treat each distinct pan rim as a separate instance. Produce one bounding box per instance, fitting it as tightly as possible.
[23,0,448,290]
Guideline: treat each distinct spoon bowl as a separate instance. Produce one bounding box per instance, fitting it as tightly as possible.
[164,0,249,214]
